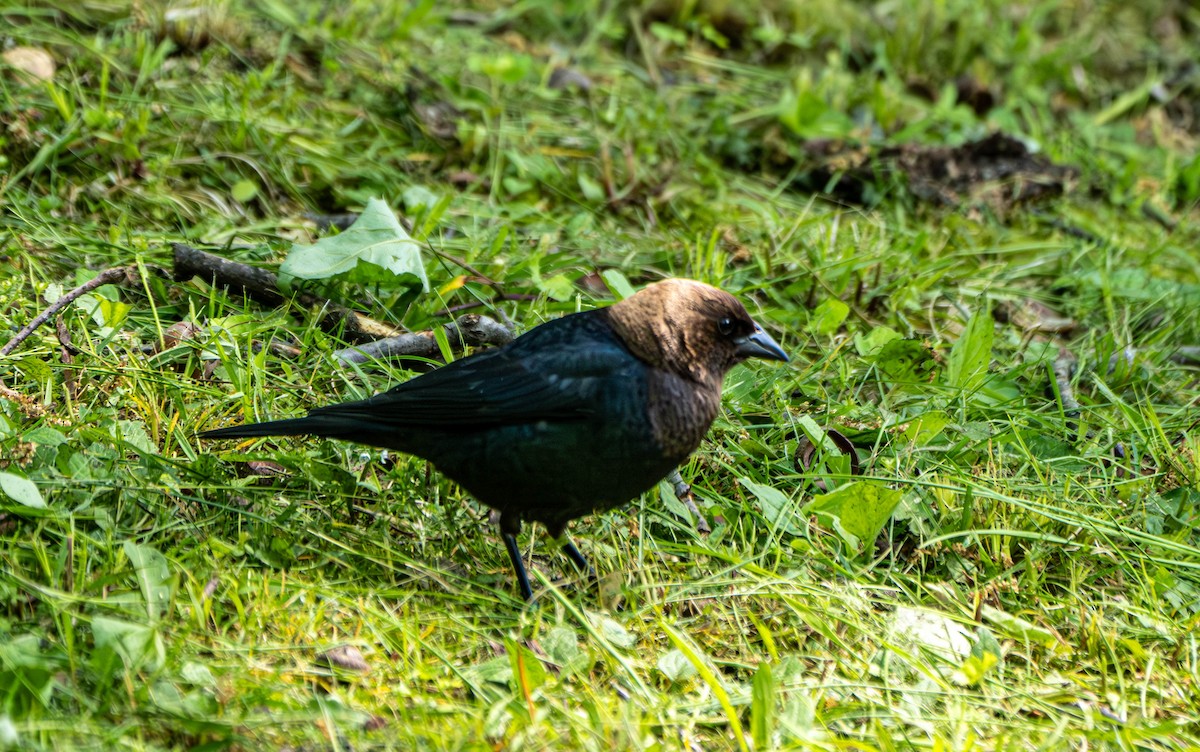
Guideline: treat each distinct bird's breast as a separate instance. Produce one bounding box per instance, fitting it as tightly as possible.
[644,371,722,461]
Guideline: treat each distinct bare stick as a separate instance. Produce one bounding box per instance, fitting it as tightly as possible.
[433,293,538,318]
[1169,346,1200,365]
[426,246,499,287]
[1,265,140,357]
[172,243,402,342]
[55,314,80,398]
[333,314,513,365]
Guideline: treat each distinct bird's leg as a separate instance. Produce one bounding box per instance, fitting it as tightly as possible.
[548,523,596,581]
[561,539,593,576]
[499,513,535,601]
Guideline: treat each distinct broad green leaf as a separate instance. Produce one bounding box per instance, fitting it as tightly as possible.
[74,269,120,301]
[953,651,999,686]
[795,415,834,451]
[578,173,605,202]
[279,197,428,290]
[91,616,155,668]
[0,634,54,707]
[981,605,1063,651]
[977,376,1022,405]
[889,606,972,658]
[740,477,800,533]
[656,649,698,683]
[0,633,47,668]
[0,471,44,508]
[111,420,154,455]
[659,480,694,524]
[148,679,220,717]
[74,293,130,327]
[972,626,1003,662]
[593,616,635,648]
[20,426,67,446]
[401,184,438,210]
[601,269,636,300]
[854,326,902,356]
[750,661,776,749]
[700,23,729,49]
[506,637,547,693]
[467,52,532,84]
[472,656,512,684]
[960,421,993,441]
[802,481,902,552]
[42,282,64,303]
[945,307,994,391]
[903,410,950,445]
[16,357,53,384]
[779,85,855,138]
[873,338,937,383]
[794,416,854,484]
[181,661,216,686]
[810,298,849,336]
[537,273,575,302]
[542,627,589,676]
[648,22,688,45]
[230,179,258,202]
[502,176,534,196]
[124,541,172,620]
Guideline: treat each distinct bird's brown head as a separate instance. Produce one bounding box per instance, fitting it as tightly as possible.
[605,279,788,383]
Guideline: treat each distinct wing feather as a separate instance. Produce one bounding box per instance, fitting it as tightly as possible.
[310,312,633,429]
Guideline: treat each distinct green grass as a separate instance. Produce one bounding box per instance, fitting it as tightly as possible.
[1,0,1199,749]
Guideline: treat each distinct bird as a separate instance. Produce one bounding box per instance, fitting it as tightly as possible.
[200,279,788,600]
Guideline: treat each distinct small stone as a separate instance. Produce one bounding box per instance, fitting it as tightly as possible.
[318,645,371,673]
[3,47,56,82]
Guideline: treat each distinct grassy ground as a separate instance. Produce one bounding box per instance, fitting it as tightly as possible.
[2,0,1199,749]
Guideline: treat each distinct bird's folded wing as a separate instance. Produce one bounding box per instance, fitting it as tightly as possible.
[308,342,633,428]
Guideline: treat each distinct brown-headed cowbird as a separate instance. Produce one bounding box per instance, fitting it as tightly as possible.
[200,279,787,599]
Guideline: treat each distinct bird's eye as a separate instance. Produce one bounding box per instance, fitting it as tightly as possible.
[717,317,735,336]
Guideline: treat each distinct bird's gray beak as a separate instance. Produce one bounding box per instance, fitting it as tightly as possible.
[735,326,789,362]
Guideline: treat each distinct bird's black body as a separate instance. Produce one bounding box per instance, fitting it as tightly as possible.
[201,279,788,600]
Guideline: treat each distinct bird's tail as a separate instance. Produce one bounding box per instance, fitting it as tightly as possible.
[198,415,361,441]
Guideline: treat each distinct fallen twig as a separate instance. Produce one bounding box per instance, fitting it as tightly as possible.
[303,212,359,232]
[1032,212,1105,245]
[172,243,402,342]
[1141,202,1177,232]
[55,314,80,398]
[1169,346,1200,365]
[0,265,145,357]
[427,247,498,288]
[332,314,514,365]
[433,293,538,317]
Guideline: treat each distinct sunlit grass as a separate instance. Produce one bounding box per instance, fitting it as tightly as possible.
[1,0,1198,749]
